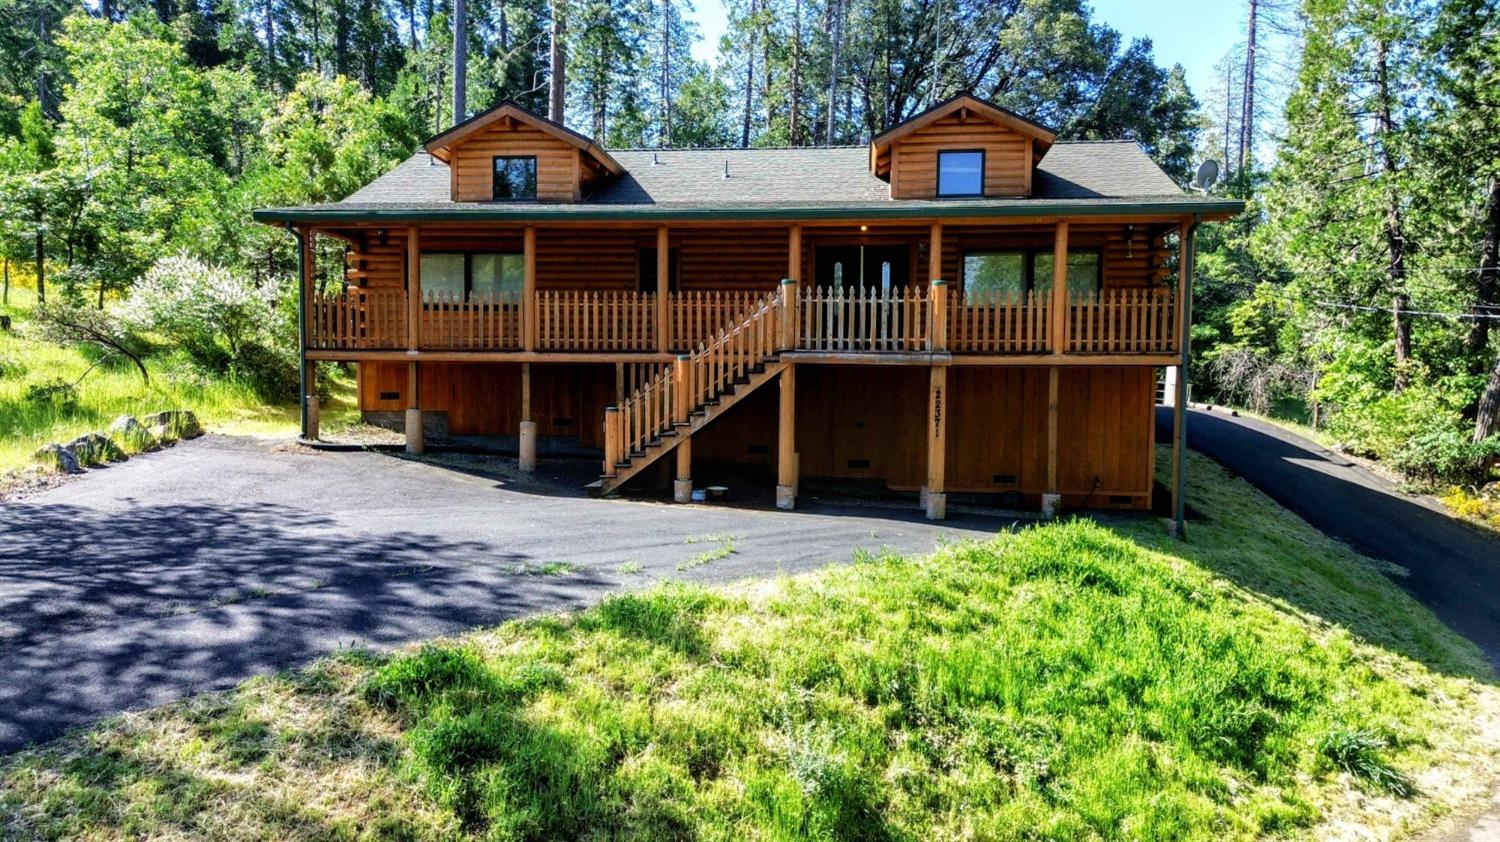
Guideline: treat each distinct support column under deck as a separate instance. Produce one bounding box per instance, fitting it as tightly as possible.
[674,437,693,503]
[777,363,797,510]
[303,359,320,442]
[923,364,947,520]
[405,361,424,454]
[519,362,537,472]
[1042,366,1060,518]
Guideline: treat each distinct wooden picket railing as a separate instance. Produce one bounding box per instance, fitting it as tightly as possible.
[307,288,406,350]
[1066,287,1176,354]
[419,290,523,350]
[604,291,781,472]
[948,289,1049,353]
[796,285,931,352]
[669,290,767,351]
[536,290,656,351]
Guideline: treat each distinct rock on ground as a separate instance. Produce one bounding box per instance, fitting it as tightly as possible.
[64,433,127,467]
[142,410,203,443]
[107,415,159,454]
[30,443,82,474]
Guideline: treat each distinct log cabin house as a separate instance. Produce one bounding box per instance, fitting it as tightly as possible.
[253,93,1242,524]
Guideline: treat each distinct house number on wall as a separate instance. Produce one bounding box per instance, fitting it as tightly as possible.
[932,386,943,433]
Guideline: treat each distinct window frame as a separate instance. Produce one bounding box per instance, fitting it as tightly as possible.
[416,250,525,304]
[960,247,1103,299]
[491,155,538,202]
[936,148,987,198]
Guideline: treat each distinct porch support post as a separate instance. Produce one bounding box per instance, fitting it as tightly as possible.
[923,364,948,520]
[1049,221,1069,353]
[1170,216,1199,539]
[519,362,536,472]
[928,222,943,284]
[303,359,320,442]
[787,224,802,282]
[929,225,947,351]
[777,363,797,510]
[405,361,424,454]
[406,225,421,351]
[656,225,670,351]
[1042,366,1061,518]
[674,437,693,503]
[523,226,537,351]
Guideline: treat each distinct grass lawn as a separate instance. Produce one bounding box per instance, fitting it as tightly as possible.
[0,282,358,473]
[2,452,1497,840]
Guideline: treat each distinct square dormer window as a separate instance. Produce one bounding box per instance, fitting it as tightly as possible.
[492,156,537,200]
[937,150,985,197]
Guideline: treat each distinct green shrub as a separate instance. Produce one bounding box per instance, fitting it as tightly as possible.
[23,378,79,409]
[1391,429,1500,488]
[1316,727,1413,796]
[0,355,25,379]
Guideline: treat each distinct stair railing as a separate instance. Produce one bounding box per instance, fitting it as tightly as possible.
[604,290,781,476]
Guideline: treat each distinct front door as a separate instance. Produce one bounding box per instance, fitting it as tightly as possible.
[814,245,911,290]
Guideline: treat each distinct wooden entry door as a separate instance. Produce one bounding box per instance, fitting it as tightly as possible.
[814,245,912,290]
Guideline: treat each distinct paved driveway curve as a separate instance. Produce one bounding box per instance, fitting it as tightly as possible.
[1159,406,1500,666]
[0,436,1005,754]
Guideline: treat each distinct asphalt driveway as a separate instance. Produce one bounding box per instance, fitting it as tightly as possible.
[0,436,1008,753]
[1159,406,1500,666]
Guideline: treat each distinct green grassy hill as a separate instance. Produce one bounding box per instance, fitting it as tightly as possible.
[2,452,1496,840]
[0,283,353,473]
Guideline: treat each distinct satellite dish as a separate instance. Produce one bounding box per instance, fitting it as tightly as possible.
[1193,160,1220,194]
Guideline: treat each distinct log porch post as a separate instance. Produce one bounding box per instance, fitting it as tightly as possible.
[922,364,948,520]
[656,225,670,351]
[1049,220,1069,353]
[929,224,947,351]
[405,226,424,454]
[787,224,802,282]
[777,363,797,510]
[519,362,536,471]
[523,226,537,351]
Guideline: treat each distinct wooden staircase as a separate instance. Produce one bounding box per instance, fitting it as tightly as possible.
[593,290,787,496]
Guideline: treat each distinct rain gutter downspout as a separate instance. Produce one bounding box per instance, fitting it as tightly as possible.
[1173,214,1201,538]
[287,223,308,439]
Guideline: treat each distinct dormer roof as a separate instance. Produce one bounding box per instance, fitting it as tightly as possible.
[422,100,625,177]
[869,92,1057,178]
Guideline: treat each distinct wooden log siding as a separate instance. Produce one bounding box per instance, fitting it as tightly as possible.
[669,290,767,350]
[947,289,1049,353]
[418,290,524,350]
[605,292,780,468]
[307,288,407,349]
[1066,287,1176,354]
[797,285,931,352]
[536,289,656,351]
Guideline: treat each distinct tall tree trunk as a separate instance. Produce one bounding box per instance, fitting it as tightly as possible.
[34,230,45,305]
[1374,38,1411,390]
[453,0,466,120]
[498,0,508,49]
[548,0,565,122]
[789,0,802,145]
[825,0,842,146]
[1477,350,1500,442]
[659,0,672,145]
[1223,60,1235,183]
[3,257,9,306]
[741,0,756,148]
[1466,175,1500,369]
[1239,0,1257,173]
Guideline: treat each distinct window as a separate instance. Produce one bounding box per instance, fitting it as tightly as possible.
[962,249,1100,300]
[492,156,537,200]
[937,150,984,197]
[420,252,523,300]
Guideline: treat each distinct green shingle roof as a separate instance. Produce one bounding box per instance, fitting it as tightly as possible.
[255,141,1242,223]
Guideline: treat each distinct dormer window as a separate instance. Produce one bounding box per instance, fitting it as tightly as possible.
[492,156,537,200]
[937,150,984,197]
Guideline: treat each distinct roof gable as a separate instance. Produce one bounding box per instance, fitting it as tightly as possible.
[869,93,1057,177]
[423,101,624,176]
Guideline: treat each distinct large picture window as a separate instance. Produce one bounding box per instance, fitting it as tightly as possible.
[420,252,524,300]
[937,150,985,197]
[492,156,537,200]
[962,249,1101,300]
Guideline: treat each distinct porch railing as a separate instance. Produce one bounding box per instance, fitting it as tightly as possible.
[670,290,767,351]
[796,285,931,352]
[420,290,523,350]
[307,288,406,350]
[536,290,656,351]
[948,289,1049,353]
[1066,287,1176,354]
